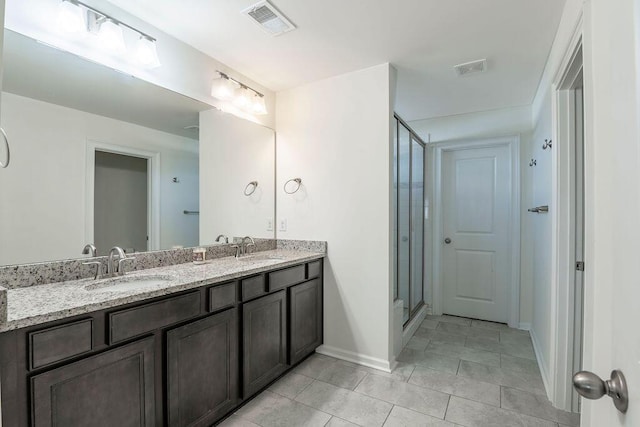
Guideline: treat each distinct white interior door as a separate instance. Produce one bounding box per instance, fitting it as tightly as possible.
[579,0,640,424]
[441,144,511,323]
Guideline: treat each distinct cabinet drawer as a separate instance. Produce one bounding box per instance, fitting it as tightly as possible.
[208,282,237,312]
[241,275,266,301]
[29,319,93,370]
[268,265,305,292]
[108,292,201,344]
[307,260,322,279]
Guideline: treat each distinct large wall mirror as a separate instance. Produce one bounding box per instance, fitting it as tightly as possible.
[0,1,276,266]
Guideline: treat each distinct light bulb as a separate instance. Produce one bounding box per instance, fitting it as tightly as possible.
[97,19,126,53]
[233,86,252,109]
[136,36,161,68]
[211,74,237,100]
[251,94,267,115]
[57,0,85,33]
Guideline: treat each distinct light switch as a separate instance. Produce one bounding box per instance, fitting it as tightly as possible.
[267,218,274,231]
[279,218,287,231]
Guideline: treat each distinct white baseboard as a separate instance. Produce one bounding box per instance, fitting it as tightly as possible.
[530,326,552,400]
[316,345,393,373]
[518,322,531,331]
[402,305,427,347]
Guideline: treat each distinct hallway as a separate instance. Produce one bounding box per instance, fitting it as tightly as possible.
[220,315,579,426]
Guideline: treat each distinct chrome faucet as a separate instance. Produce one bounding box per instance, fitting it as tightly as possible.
[107,246,134,276]
[241,236,256,256]
[82,243,97,257]
[215,234,229,244]
[82,243,102,279]
[230,236,256,258]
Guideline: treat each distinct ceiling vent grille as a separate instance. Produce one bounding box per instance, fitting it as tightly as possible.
[454,59,487,76]
[242,1,296,36]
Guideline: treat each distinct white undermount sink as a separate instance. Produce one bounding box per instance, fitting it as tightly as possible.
[237,254,286,262]
[83,275,175,293]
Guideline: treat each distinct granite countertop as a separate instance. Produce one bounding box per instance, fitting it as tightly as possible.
[1,249,324,333]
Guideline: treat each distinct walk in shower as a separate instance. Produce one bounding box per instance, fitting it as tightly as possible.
[393,115,426,325]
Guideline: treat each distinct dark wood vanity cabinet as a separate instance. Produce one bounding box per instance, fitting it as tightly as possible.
[242,290,288,398]
[289,278,323,365]
[0,258,323,427]
[31,337,156,427]
[167,308,238,427]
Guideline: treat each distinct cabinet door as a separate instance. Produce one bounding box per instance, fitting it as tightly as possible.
[167,308,238,427]
[289,279,323,365]
[31,337,155,427]
[242,290,287,398]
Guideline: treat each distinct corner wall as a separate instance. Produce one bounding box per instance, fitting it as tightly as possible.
[276,63,396,370]
[527,0,583,401]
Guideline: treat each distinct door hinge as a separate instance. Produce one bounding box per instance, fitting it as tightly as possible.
[576,261,585,271]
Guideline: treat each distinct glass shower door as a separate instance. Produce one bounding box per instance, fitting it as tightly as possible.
[394,116,426,326]
[410,138,424,315]
[398,125,411,324]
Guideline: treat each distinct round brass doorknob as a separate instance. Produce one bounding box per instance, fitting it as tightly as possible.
[444,238,452,244]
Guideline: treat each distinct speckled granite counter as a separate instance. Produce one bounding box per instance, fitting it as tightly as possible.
[0,249,324,333]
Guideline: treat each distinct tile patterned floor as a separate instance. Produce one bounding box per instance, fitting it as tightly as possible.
[218,315,580,427]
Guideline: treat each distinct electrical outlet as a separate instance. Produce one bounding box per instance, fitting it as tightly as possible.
[279,218,287,232]
[266,218,273,231]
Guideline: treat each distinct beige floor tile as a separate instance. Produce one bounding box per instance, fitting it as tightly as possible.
[436,322,499,341]
[427,341,501,368]
[383,406,455,426]
[397,348,461,374]
[325,416,361,426]
[501,387,580,426]
[445,396,557,427]
[457,360,546,396]
[236,390,331,427]
[354,374,450,419]
[408,366,500,407]
[218,415,262,427]
[268,372,314,399]
[500,354,542,376]
[296,380,393,427]
[425,315,472,326]
[414,328,467,345]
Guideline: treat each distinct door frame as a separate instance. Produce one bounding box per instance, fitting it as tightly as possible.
[549,22,584,412]
[85,140,161,252]
[432,135,521,328]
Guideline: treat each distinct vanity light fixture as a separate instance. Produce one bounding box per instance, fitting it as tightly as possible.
[211,72,237,100]
[56,0,161,68]
[211,71,268,115]
[136,35,161,68]
[97,18,126,53]
[57,0,85,33]
[233,86,253,109]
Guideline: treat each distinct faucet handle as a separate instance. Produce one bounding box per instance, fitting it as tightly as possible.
[82,261,103,280]
[117,257,135,276]
[229,244,241,258]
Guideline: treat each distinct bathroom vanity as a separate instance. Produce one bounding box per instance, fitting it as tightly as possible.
[0,250,324,427]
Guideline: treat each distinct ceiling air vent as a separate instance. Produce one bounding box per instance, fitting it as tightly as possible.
[454,59,487,76]
[242,1,296,36]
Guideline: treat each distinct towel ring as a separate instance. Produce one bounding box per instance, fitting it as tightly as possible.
[244,181,258,196]
[0,128,10,169]
[284,178,302,194]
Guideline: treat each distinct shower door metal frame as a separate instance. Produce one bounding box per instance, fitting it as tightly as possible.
[394,114,426,327]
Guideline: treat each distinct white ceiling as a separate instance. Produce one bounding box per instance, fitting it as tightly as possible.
[105,0,566,121]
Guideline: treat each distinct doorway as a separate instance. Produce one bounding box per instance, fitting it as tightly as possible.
[553,43,584,413]
[433,136,520,327]
[84,141,161,254]
[94,151,148,255]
